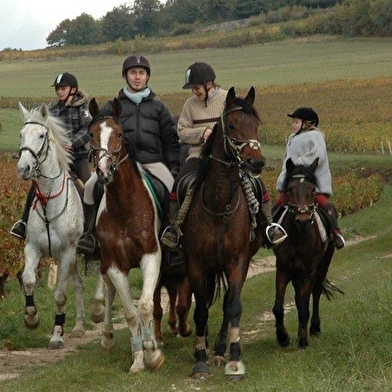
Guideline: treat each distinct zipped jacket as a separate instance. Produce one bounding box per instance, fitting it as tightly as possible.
[115,88,180,176]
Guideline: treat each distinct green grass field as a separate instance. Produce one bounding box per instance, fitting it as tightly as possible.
[1,38,392,98]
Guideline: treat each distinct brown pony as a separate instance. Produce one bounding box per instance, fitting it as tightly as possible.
[88,98,165,373]
[272,158,342,349]
[179,87,265,380]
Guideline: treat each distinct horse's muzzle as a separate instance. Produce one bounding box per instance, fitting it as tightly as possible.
[243,157,265,177]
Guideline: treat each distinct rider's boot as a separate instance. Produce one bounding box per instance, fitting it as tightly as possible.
[161,188,194,250]
[10,185,35,239]
[322,203,346,249]
[77,203,100,256]
[260,199,287,247]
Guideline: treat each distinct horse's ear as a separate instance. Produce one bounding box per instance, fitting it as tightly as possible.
[18,102,30,121]
[309,158,319,172]
[39,104,49,120]
[286,158,295,173]
[89,98,99,117]
[226,87,236,106]
[245,86,255,105]
[112,98,122,118]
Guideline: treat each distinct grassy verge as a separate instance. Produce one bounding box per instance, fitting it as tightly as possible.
[1,182,392,391]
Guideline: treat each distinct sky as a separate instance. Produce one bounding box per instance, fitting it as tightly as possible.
[0,0,133,51]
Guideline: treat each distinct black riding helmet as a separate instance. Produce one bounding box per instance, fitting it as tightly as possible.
[122,54,151,76]
[287,107,319,127]
[52,73,78,90]
[182,62,216,89]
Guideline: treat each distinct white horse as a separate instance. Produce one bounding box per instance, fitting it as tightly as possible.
[17,102,85,348]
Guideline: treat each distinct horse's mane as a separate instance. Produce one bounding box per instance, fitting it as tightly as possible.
[282,164,318,191]
[29,106,72,171]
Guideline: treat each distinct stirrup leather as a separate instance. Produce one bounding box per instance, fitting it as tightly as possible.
[266,223,288,245]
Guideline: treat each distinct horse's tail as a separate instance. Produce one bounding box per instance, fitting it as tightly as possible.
[206,271,226,308]
[321,278,344,300]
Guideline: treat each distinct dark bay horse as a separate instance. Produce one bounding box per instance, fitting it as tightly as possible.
[180,87,265,380]
[88,98,164,373]
[272,158,342,349]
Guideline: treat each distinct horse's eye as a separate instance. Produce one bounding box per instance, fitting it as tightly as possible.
[227,123,235,132]
[118,132,123,138]
[89,132,94,138]
[39,134,45,139]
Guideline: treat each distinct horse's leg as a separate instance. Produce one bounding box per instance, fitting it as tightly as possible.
[139,254,165,371]
[105,267,146,374]
[272,268,291,347]
[211,290,230,368]
[223,266,247,381]
[101,274,115,350]
[153,281,164,345]
[92,271,105,323]
[22,245,42,329]
[68,258,86,338]
[176,276,192,338]
[166,284,179,334]
[49,249,75,349]
[192,288,210,379]
[293,279,313,349]
[311,243,334,335]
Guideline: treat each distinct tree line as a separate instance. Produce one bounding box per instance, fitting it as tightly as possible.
[46,0,391,47]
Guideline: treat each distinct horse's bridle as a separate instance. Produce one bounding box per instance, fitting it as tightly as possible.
[89,117,128,178]
[209,106,261,170]
[19,121,53,179]
[286,174,317,223]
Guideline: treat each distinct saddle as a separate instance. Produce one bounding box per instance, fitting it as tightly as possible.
[92,165,169,220]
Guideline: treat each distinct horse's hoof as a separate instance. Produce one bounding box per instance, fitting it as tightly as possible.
[192,362,210,379]
[91,304,105,323]
[101,331,114,350]
[310,325,321,336]
[225,360,245,381]
[144,350,165,371]
[211,355,226,367]
[48,338,65,349]
[24,315,39,329]
[70,325,85,338]
[24,307,39,329]
[297,339,308,349]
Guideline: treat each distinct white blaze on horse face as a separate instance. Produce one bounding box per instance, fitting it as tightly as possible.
[98,121,115,177]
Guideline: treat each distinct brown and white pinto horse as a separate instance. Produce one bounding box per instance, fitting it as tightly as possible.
[88,98,164,373]
[180,87,265,380]
[272,158,341,349]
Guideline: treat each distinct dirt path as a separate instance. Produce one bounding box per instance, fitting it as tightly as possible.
[0,256,276,382]
[1,236,370,382]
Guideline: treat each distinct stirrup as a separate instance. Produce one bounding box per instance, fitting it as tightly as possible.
[10,220,27,239]
[77,233,99,254]
[266,223,288,245]
[160,226,180,249]
[333,231,346,249]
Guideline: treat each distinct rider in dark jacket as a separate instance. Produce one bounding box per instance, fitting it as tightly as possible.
[77,54,180,256]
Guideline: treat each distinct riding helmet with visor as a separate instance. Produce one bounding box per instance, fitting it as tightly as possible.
[183,62,216,89]
[122,54,151,76]
[51,72,78,90]
[287,107,319,127]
